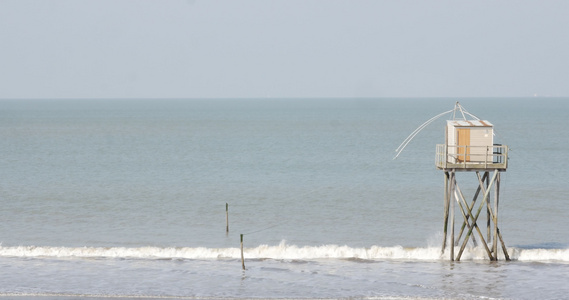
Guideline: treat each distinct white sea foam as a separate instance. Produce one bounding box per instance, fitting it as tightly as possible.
[511,247,569,262]
[1,241,568,262]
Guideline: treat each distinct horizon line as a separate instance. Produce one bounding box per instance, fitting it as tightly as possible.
[0,96,566,101]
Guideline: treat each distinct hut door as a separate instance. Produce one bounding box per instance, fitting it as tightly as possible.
[457,128,470,162]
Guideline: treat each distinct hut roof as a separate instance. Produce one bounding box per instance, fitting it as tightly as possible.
[447,120,493,127]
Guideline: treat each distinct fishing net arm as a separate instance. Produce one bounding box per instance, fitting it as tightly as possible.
[393,109,453,159]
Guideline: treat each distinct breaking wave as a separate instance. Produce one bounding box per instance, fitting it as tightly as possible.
[1,241,568,262]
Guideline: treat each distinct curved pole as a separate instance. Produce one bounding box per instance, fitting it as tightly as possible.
[393,109,453,159]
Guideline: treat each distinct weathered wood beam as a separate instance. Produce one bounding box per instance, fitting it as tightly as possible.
[455,183,493,260]
[441,172,450,256]
[456,170,499,261]
[450,172,455,261]
[454,185,478,247]
[456,172,488,242]
[493,173,500,258]
[498,228,510,261]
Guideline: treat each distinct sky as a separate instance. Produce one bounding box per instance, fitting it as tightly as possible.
[1,0,568,99]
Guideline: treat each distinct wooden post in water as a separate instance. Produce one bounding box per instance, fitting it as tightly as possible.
[226,203,229,234]
[450,172,455,261]
[441,172,450,256]
[493,173,499,259]
[240,234,245,270]
[486,172,491,243]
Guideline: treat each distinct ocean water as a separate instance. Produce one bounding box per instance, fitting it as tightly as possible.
[0,98,568,299]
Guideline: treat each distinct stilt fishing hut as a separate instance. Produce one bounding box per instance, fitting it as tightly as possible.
[396,102,510,261]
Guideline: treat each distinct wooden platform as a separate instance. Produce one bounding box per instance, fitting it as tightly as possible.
[435,144,508,171]
[436,162,507,171]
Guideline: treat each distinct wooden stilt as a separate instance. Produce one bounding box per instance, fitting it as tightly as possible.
[486,172,491,243]
[492,173,510,261]
[455,192,476,247]
[441,172,450,256]
[458,200,493,260]
[498,228,511,261]
[495,175,508,262]
[456,172,488,244]
[479,177,508,261]
[454,184,477,247]
[450,172,455,261]
[493,173,499,260]
[454,179,493,260]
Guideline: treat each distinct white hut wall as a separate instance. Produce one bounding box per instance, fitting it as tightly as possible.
[468,127,493,162]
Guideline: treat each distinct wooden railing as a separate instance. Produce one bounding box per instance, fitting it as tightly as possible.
[435,144,508,170]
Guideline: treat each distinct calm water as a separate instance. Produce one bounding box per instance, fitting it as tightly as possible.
[0,98,568,299]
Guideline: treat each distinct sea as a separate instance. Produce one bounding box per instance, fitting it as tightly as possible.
[0,98,568,300]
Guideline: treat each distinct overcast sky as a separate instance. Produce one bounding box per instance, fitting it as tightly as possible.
[1,0,568,99]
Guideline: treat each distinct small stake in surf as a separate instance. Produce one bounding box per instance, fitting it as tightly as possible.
[240,234,246,270]
[226,203,229,234]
